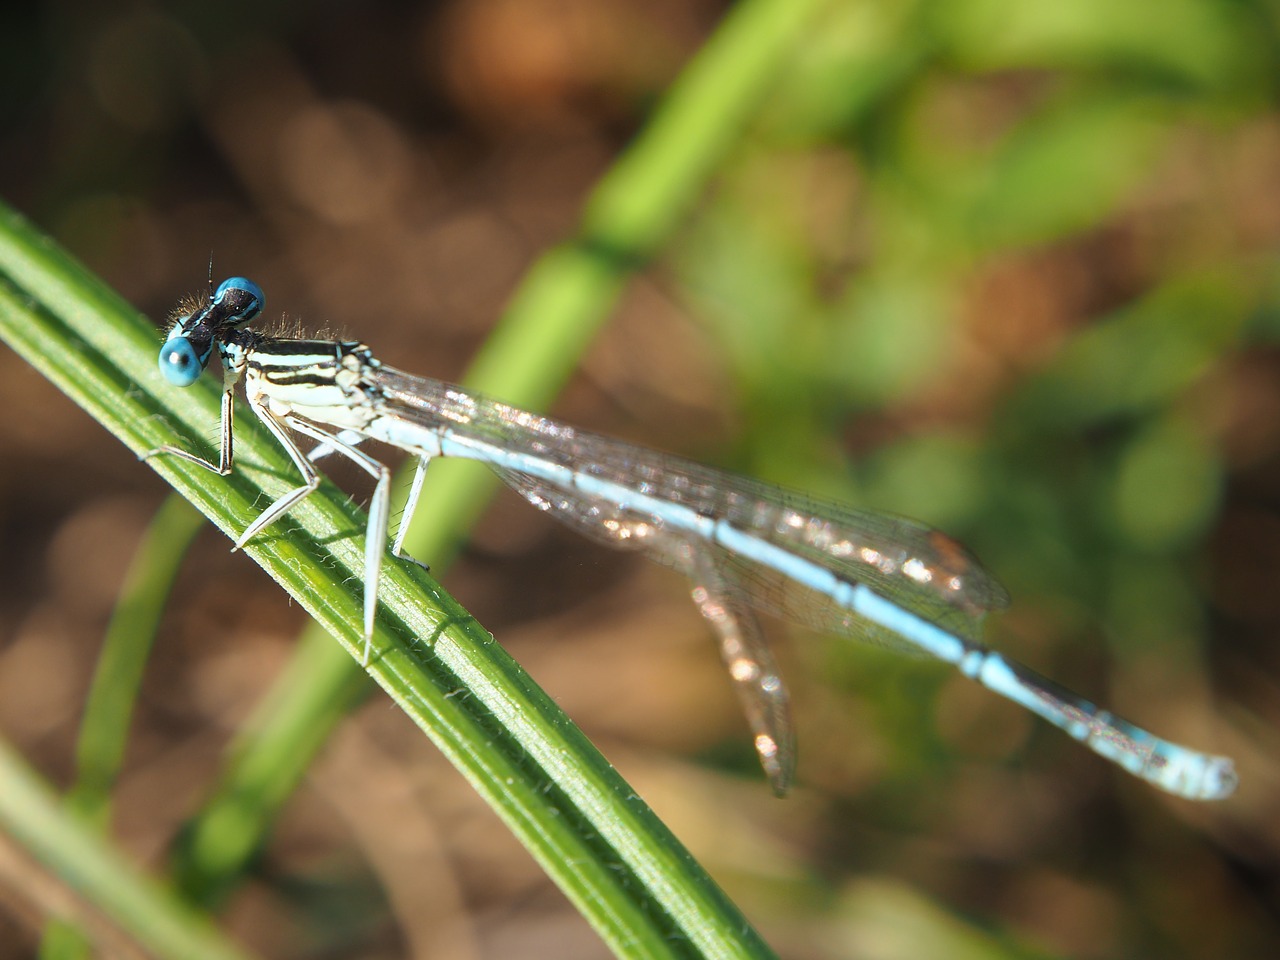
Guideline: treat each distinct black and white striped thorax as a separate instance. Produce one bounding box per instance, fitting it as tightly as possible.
[244,338,388,431]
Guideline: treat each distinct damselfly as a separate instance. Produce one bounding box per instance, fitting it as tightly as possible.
[145,276,1237,801]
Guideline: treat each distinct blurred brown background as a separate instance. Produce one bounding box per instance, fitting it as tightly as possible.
[2,1,1279,957]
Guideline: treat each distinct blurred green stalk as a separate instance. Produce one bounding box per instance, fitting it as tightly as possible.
[0,738,256,960]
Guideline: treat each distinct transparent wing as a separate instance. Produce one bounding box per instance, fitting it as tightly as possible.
[371,365,1010,645]
[366,369,1241,803]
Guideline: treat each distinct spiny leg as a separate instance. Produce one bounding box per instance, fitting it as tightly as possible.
[391,456,431,561]
[310,437,430,571]
[233,401,323,547]
[143,384,237,474]
[282,416,392,666]
[145,362,382,663]
[306,428,365,465]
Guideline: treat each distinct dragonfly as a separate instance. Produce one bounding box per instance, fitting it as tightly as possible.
[145,275,1237,801]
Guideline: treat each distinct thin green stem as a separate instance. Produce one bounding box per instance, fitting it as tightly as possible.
[38,494,206,959]
[0,737,256,960]
[69,495,206,825]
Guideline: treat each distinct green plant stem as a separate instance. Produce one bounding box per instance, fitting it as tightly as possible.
[0,737,256,960]
[68,494,207,825]
[38,493,206,959]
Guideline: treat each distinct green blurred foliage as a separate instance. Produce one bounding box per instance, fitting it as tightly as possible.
[675,4,1277,955]
[1,0,1277,958]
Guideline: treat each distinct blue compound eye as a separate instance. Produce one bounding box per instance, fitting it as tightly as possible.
[212,276,265,326]
[158,335,206,386]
